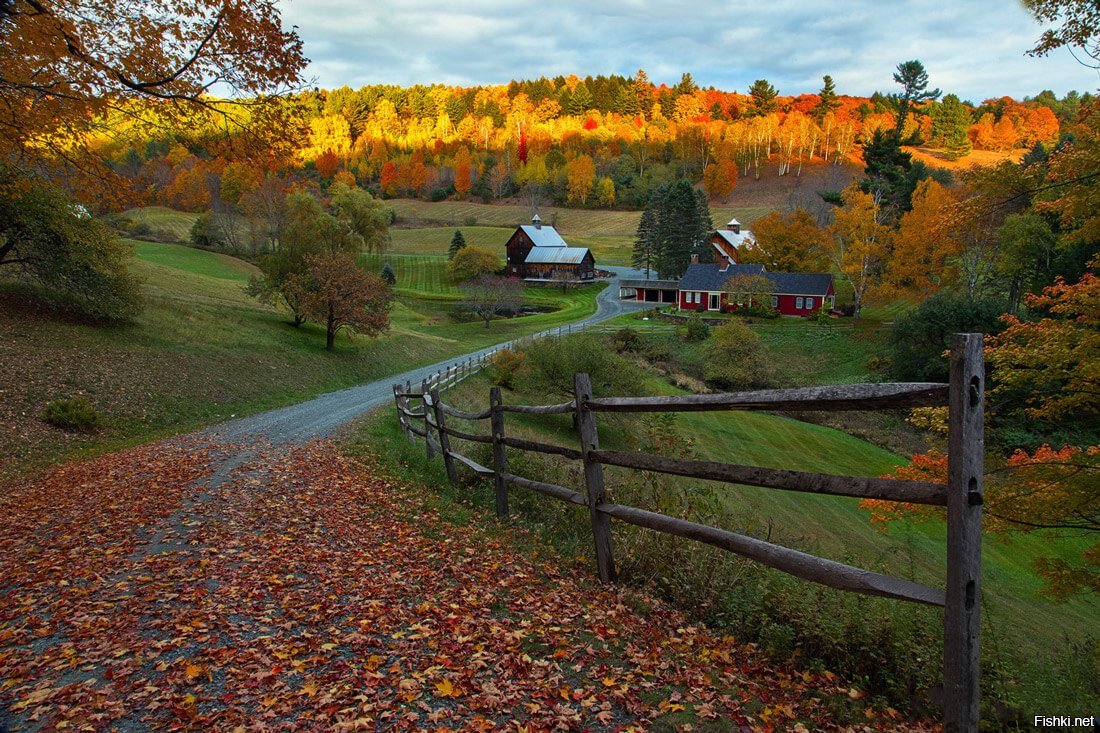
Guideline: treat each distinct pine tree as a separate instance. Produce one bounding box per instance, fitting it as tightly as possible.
[632,198,659,277]
[747,79,778,116]
[891,60,940,142]
[448,230,467,259]
[930,94,973,159]
[380,261,396,285]
[814,75,840,122]
[633,69,654,116]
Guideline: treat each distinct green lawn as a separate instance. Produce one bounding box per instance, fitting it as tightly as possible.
[118,206,201,242]
[0,241,603,478]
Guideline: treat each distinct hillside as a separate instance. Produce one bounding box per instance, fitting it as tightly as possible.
[0,239,604,478]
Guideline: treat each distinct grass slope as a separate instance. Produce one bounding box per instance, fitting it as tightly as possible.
[0,241,602,478]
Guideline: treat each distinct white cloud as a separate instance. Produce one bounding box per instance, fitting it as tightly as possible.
[280,0,1099,99]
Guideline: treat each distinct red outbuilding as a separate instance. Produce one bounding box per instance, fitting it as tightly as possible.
[676,263,835,316]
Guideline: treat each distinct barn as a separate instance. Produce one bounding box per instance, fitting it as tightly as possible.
[676,262,835,316]
[504,215,595,282]
[709,218,753,266]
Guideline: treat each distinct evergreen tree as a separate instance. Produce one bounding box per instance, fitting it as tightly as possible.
[568,83,593,115]
[890,60,940,142]
[652,179,710,279]
[633,69,654,116]
[614,85,639,115]
[676,72,698,96]
[632,198,659,277]
[747,79,778,116]
[448,229,467,259]
[814,75,841,122]
[861,128,928,221]
[930,94,973,159]
[380,261,396,285]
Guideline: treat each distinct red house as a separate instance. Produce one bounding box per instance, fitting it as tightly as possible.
[677,263,835,316]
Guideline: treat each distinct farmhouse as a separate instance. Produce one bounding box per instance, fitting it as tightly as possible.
[504,215,596,282]
[677,262,835,316]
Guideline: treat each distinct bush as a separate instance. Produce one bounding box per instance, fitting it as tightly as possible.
[683,314,709,342]
[703,321,773,389]
[523,333,644,399]
[462,215,478,227]
[42,397,102,432]
[611,327,643,353]
[888,292,1007,381]
[489,348,527,389]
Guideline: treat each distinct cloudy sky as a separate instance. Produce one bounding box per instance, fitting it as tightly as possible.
[280,0,1098,101]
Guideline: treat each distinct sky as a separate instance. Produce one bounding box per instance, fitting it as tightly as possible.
[279,0,1099,102]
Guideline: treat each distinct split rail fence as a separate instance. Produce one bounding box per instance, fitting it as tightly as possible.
[393,333,985,732]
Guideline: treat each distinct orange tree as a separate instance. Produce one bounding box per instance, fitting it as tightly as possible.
[287,254,392,351]
[863,263,1099,598]
[0,0,306,193]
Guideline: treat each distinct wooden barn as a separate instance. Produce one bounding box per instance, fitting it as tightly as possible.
[504,215,595,282]
[709,218,753,266]
[677,262,835,316]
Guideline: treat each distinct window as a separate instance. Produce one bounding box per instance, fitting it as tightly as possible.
[805,297,815,310]
[771,295,778,308]
[795,297,803,309]
[828,295,835,308]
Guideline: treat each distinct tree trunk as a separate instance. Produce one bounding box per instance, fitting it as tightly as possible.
[326,306,336,351]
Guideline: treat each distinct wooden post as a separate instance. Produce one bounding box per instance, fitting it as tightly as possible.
[431,387,458,485]
[393,384,409,441]
[490,386,509,518]
[575,372,616,583]
[421,380,435,460]
[944,333,984,732]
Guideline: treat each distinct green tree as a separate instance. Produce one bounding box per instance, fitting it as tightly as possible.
[887,292,1007,381]
[861,128,930,221]
[448,230,467,259]
[814,75,841,122]
[747,79,778,117]
[445,246,500,282]
[249,185,388,326]
[929,94,973,159]
[0,181,142,320]
[647,180,711,279]
[632,200,658,277]
[890,60,940,142]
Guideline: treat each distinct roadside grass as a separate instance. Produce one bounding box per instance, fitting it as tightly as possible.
[354,329,1099,720]
[0,241,602,478]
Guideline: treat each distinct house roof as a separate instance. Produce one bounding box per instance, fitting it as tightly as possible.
[524,246,592,265]
[679,263,766,291]
[765,271,834,296]
[678,263,833,296]
[519,224,568,248]
[618,279,680,290]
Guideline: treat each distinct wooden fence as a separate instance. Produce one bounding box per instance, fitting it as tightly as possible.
[393,333,985,732]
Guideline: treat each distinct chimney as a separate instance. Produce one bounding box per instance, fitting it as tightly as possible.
[532,213,542,230]
[691,254,700,265]
[727,217,741,235]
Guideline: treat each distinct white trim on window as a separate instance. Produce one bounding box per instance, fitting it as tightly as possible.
[771,295,778,308]
[795,296,804,309]
[805,297,815,310]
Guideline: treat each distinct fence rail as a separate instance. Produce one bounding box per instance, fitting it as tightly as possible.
[393,333,985,732]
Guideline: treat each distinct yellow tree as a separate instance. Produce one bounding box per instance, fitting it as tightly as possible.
[742,209,830,271]
[826,183,890,318]
[566,155,596,205]
[885,178,964,300]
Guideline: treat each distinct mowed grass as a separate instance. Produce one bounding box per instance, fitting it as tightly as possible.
[1,241,602,478]
[119,206,200,242]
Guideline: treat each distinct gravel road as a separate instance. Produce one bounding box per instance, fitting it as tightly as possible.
[204,267,653,445]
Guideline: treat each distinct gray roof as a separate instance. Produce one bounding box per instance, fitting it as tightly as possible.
[766,271,834,296]
[520,224,568,248]
[678,263,832,296]
[679,263,766,291]
[524,246,592,265]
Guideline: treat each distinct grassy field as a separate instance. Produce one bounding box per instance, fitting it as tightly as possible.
[355,326,1098,719]
[0,240,603,478]
[118,206,201,242]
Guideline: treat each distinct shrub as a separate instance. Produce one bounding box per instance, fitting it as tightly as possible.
[489,348,527,388]
[523,333,644,399]
[888,292,1007,381]
[683,314,709,342]
[462,215,478,227]
[42,397,102,432]
[703,321,773,389]
[612,327,643,353]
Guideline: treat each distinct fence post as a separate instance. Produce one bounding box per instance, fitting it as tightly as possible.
[574,372,616,583]
[430,387,458,485]
[490,386,509,518]
[393,384,410,441]
[944,333,984,732]
[421,380,435,460]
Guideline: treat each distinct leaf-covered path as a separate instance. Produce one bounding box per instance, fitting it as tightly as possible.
[0,438,931,731]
